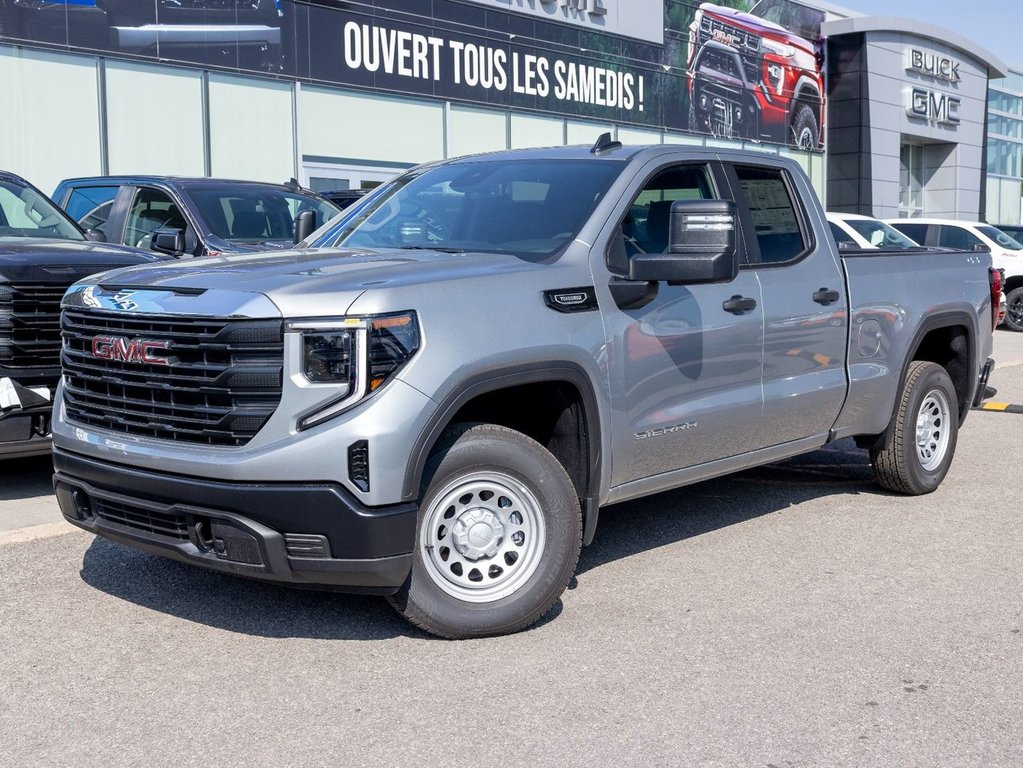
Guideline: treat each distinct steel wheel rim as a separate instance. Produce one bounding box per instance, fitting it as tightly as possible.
[420,471,546,603]
[915,388,951,471]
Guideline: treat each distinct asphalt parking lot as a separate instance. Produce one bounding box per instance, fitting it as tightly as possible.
[2,330,1022,767]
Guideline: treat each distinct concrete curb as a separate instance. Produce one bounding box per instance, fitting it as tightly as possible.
[0,521,80,547]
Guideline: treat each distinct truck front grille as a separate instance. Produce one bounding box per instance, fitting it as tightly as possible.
[697,17,762,82]
[0,282,74,369]
[60,308,284,447]
[94,498,190,541]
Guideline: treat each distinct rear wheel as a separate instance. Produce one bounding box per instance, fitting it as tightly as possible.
[1004,286,1023,332]
[389,423,582,639]
[870,361,959,495]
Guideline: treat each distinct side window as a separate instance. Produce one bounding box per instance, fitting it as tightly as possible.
[936,225,982,250]
[733,165,808,265]
[610,164,715,273]
[892,223,927,243]
[63,186,119,235]
[124,187,188,249]
[829,221,856,248]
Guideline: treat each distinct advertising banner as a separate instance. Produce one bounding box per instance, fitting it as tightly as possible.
[0,0,829,151]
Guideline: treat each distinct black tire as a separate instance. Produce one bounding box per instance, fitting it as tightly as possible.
[790,103,818,150]
[870,361,959,495]
[388,423,582,639]
[1003,286,1023,332]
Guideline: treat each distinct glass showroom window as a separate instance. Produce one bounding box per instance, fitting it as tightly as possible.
[899,144,925,218]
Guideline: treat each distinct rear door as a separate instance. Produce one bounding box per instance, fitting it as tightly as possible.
[723,161,848,447]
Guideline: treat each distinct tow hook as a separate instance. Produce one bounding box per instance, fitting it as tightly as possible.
[189,518,215,552]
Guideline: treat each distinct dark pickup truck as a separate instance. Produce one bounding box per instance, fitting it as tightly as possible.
[0,170,162,459]
[52,176,340,260]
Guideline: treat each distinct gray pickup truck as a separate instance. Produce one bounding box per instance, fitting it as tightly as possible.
[52,140,999,638]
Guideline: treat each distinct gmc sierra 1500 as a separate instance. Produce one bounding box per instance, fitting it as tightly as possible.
[52,139,997,638]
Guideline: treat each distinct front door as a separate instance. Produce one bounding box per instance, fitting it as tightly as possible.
[596,161,766,487]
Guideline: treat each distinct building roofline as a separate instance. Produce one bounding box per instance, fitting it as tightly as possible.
[821,16,1008,78]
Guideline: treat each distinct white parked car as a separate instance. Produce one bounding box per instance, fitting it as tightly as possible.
[886,218,1023,332]
[827,213,921,249]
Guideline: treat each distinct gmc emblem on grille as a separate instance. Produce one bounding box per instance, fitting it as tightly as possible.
[91,336,171,365]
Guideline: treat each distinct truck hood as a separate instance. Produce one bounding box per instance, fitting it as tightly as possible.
[72,246,553,318]
[699,4,817,51]
[0,238,163,269]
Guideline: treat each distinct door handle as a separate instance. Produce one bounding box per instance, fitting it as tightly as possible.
[722,295,757,314]
[813,287,841,305]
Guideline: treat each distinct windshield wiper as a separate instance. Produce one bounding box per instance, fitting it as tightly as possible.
[397,245,465,253]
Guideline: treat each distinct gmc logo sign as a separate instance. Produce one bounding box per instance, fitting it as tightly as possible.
[91,336,171,366]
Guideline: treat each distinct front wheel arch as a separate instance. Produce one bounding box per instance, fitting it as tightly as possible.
[403,363,604,542]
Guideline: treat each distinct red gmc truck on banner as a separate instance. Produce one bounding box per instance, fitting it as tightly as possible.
[687,0,832,150]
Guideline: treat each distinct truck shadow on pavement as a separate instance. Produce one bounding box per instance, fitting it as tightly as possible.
[77,440,876,640]
[576,438,878,576]
[79,538,416,641]
[0,455,54,501]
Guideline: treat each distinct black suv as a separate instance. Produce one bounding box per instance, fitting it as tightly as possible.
[0,1,283,71]
[52,176,340,259]
[0,170,163,458]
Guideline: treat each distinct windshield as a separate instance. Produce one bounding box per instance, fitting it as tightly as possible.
[0,179,84,241]
[846,218,919,249]
[184,184,340,243]
[978,225,1023,250]
[331,159,624,258]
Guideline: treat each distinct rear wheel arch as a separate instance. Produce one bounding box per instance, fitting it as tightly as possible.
[1003,274,1023,295]
[856,312,976,451]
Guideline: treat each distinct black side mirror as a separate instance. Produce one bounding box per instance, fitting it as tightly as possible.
[151,227,186,257]
[628,199,739,285]
[84,228,107,243]
[294,210,316,244]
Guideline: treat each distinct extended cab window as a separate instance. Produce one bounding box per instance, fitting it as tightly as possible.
[124,187,188,249]
[733,165,808,265]
[892,222,928,243]
[64,186,119,235]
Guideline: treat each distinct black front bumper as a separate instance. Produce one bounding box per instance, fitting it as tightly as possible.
[53,448,416,594]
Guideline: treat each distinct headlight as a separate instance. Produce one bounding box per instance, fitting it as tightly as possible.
[288,311,420,430]
[762,39,796,58]
[303,329,356,383]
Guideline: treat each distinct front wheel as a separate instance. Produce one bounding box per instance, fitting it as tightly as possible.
[870,361,959,495]
[389,423,582,639]
[1003,286,1023,332]
[790,103,819,150]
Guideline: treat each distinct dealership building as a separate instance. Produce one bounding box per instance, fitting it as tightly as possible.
[0,0,1019,225]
